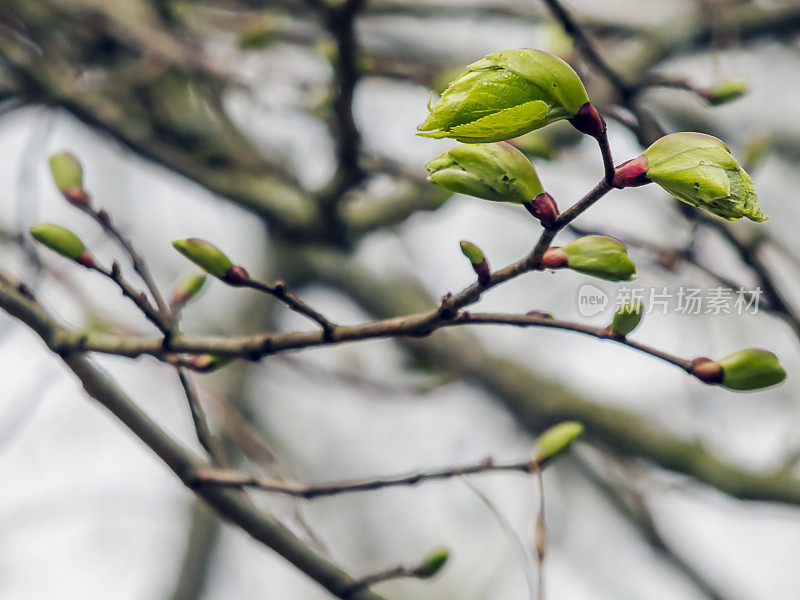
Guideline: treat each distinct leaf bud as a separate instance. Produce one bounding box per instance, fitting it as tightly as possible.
[171,273,207,307]
[49,152,90,207]
[173,239,249,286]
[523,192,559,229]
[418,48,592,142]
[544,235,636,282]
[416,547,450,578]
[611,300,643,337]
[707,78,748,106]
[617,133,767,222]
[426,142,544,205]
[535,421,584,463]
[719,349,786,391]
[30,224,93,267]
[189,355,232,372]
[459,240,491,286]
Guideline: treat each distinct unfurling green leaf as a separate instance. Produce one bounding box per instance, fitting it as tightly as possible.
[417,48,592,142]
[426,142,544,204]
[642,132,766,222]
[561,235,636,282]
[707,79,748,106]
[173,239,233,279]
[30,224,92,266]
[417,547,450,578]
[612,301,643,337]
[49,153,83,193]
[536,421,584,462]
[719,349,786,391]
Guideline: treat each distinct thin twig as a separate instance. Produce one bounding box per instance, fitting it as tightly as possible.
[245,279,337,339]
[91,261,170,333]
[539,0,632,97]
[177,368,227,466]
[191,456,542,499]
[79,205,171,320]
[463,478,537,600]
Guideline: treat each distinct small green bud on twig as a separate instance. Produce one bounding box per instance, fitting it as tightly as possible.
[459,241,491,286]
[30,224,93,267]
[426,142,544,205]
[171,273,207,307]
[173,239,249,285]
[611,300,643,338]
[415,547,450,578]
[615,133,766,222]
[418,48,592,142]
[707,79,748,106]
[542,236,636,282]
[189,355,232,372]
[535,421,584,463]
[719,349,786,391]
[49,152,90,207]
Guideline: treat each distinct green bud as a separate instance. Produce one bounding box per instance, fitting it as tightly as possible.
[190,355,232,372]
[459,240,491,286]
[536,421,584,462]
[49,153,83,193]
[173,239,233,279]
[30,223,92,266]
[719,349,786,391]
[459,240,484,265]
[426,142,544,204]
[642,132,766,222]
[561,235,636,282]
[707,79,748,106]
[417,547,449,578]
[417,48,591,142]
[611,301,643,337]
[171,272,207,307]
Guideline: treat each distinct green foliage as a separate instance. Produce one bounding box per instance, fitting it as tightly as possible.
[643,132,766,222]
[417,49,589,142]
[562,236,636,282]
[426,142,544,204]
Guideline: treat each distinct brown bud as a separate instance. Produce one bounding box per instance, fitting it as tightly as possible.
[223,265,250,286]
[474,259,491,287]
[540,247,568,270]
[524,192,559,229]
[77,249,94,268]
[690,357,724,385]
[63,186,91,208]
[569,102,606,139]
[612,155,650,188]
